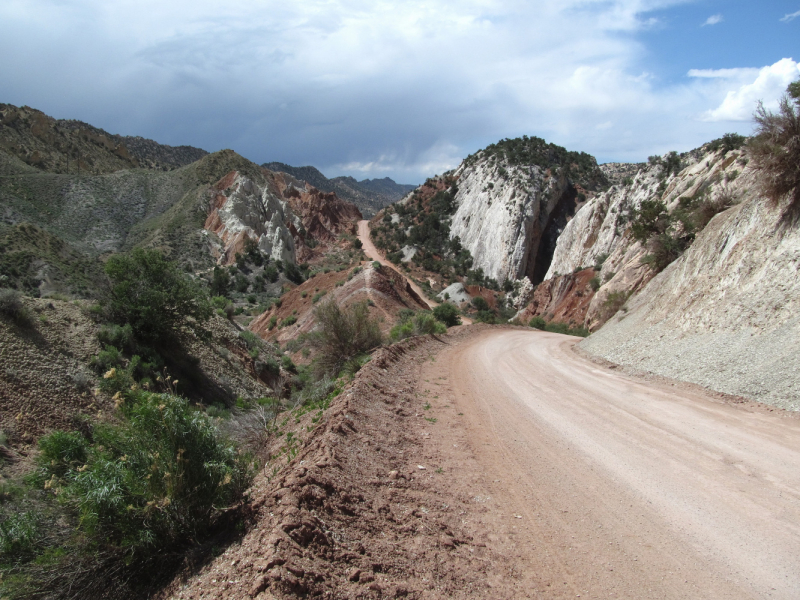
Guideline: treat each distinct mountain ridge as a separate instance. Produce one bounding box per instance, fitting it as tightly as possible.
[263,161,415,217]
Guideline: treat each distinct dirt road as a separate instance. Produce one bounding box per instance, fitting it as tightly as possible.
[418,328,800,599]
[357,219,437,310]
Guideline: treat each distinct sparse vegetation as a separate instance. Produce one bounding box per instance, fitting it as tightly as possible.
[309,300,382,378]
[749,82,800,211]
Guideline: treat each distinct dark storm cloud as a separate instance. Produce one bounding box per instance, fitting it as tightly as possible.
[0,0,795,183]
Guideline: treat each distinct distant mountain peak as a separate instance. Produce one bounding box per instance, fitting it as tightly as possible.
[262,162,416,218]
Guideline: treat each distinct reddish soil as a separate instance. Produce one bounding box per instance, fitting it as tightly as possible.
[249,264,429,345]
[517,269,597,325]
[162,327,800,600]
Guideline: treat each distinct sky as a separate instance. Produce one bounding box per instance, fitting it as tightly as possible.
[0,1,798,184]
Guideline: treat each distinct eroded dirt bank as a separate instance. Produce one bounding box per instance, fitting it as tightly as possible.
[164,327,800,600]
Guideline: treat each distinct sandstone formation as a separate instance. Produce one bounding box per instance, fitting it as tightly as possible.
[446,138,608,285]
[542,145,751,329]
[204,170,299,266]
[580,190,800,410]
[449,159,571,284]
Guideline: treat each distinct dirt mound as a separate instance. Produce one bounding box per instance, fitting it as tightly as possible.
[249,264,429,344]
[159,327,519,600]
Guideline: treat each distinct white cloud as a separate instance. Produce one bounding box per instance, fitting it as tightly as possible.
[687,67,760,79]
[702,14,723,26]
[700,58,800,121]
[780,9,800,22]
[0,0,789,180]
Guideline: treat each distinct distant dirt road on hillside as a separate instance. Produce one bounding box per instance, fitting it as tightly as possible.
[420,328,800,599]
[357,219,474,324]
[357,219,437,310]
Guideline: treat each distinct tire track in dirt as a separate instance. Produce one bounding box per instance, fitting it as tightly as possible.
[418,327,800,599]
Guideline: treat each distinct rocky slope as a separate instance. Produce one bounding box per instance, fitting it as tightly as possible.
[250,263,428,345]
[580,189,800,410]
[0,296,281,450]
[541,144,749,329]
[0,103,207,175]
[447,136,609,285]
[203,169,300,267]
[264,162,415,218]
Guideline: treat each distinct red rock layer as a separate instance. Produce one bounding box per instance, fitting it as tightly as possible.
[518,268,597,326]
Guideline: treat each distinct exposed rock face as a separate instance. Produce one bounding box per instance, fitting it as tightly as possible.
[204,170,299,266]
[437,282,471,306]
[449,158,572,284]
[580,192,800,410]
[270,172,362,242]
[544,145,752,329]
[517,270,596,324]
[445,137,608,285]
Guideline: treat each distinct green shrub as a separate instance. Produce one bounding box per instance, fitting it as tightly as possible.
[529,316,546,330]
[413,312,447,335]
[239,330,260,349]
[603,290,630,318]
[37,431,88,479]
[389,320,414,342]
[92,344,123,373]
[593,253,609,270]
[0,288,26,322]
[749,83,800,210]
[281,315,297,328]
[35,392,254,554]
[264,265,279,283]
[234,274,249,293]
[543,321,588,337]
[0,512,39,562]
[312,291,327,303]
[309,300,382,378]
[589,276,601,292]
[471,296,489,311]
[708,132,747,154]
[433,303,461,327]
[257,358,280,379]
[103,249,212,346]
[474,310,498,324]
[372,261,382,270]
[281,355,297,373]
[97,323,135,353]
[210,266,230,296]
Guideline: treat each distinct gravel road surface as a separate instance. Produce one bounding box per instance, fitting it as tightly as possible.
[421,328,800,599]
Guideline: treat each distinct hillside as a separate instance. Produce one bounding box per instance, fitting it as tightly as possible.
[0,103,207,174]
[579,169,800,409]
[263,162,415,218]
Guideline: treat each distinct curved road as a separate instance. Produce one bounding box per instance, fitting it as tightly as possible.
[357,219,474,324]
[421,329,800,599]
[357,219,437,310]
